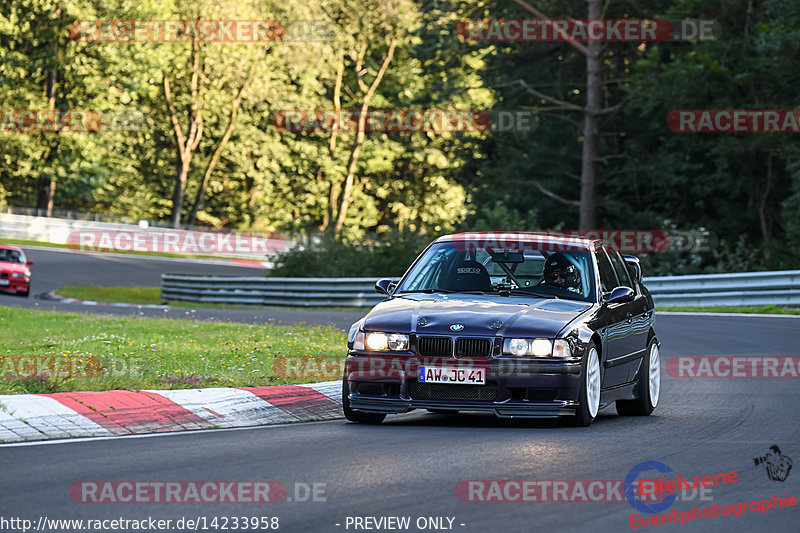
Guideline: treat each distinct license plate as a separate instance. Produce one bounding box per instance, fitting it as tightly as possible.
[418,366,486,385]
[0,280,8,286]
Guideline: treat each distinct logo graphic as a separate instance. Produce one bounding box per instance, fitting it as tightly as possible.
[625,461,677,514]
[450,324,465,332]
[754,445,793,482]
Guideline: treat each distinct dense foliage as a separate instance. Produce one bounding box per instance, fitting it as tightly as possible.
[1,0,797,275]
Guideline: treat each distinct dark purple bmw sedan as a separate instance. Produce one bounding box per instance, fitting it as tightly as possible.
[343,232,660,426]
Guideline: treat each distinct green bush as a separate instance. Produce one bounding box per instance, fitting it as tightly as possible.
[267,230,434,278]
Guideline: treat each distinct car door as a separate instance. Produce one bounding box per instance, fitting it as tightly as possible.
[605,248,651,382]
[592,246,636,387]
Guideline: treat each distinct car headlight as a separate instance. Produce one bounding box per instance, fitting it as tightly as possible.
[11,273,25,278]
[502,338,572,357]
[506,338,529,356]
[363,332,409,352]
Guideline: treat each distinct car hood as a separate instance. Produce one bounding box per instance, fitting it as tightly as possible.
[362,293,593,338]
[0,262,29,275]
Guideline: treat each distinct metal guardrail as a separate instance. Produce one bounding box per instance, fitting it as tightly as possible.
[643,270,800,307]
[160,270,800,308]
[161,275,383,307]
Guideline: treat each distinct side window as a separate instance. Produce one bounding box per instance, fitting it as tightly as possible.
[595,249,619,293]
[606,249,632,289]
[402,248,451,291]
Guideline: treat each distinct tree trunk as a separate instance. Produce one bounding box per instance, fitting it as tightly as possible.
[334,99,370,233]
[188,64,254,225]
[320,51,345,233]
[171,155,189,228]
[38,67,58,216]
[509,0,599,229]
[579,0,601,230]
[164,38,203,229]
[759,154,775,263]
[333,37,399,233]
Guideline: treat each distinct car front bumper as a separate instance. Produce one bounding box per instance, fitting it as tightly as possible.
[0,279,28,292]
[347,395,578,418]
[345,354,583,419]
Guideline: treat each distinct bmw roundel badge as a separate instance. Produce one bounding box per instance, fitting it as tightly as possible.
[450,324,464,331]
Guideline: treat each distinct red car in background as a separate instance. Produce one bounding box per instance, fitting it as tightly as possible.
[0,245,33,297]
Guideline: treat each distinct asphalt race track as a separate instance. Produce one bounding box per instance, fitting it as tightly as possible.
[1,247,798,531]
[1,305,799,532]
[0,246,364,329]
[7,246,268,294]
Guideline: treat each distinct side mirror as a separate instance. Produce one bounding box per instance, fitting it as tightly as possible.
[374,278,396,296]
[27,260,34,266]
[622,255,641,281]
[605,286,634,305]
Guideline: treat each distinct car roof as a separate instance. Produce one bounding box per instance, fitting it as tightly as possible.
[0,244,24,252]
[434,232,601,250]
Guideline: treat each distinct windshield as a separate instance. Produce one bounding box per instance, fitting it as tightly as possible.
[396,241,596,302]
[0,249,25,264]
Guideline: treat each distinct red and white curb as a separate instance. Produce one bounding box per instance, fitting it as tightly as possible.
[0,381,341,443]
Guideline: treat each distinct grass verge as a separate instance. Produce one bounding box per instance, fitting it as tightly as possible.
[1,238,70,250]
[0,307,347,394]
[56,286,162,305]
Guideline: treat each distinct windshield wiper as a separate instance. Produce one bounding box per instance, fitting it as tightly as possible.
[496,288,560,299]
[399,288,456,294]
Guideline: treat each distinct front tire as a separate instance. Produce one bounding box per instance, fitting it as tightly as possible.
[572,341,601,426]
[342,378,386,424]
[617,338,660,416]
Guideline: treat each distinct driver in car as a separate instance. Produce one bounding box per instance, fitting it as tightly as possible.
[539,253,582,294]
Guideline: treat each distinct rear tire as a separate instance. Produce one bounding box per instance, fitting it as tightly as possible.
[572,341,601,427]
[342,378,386,424]
[617,338,660,416]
